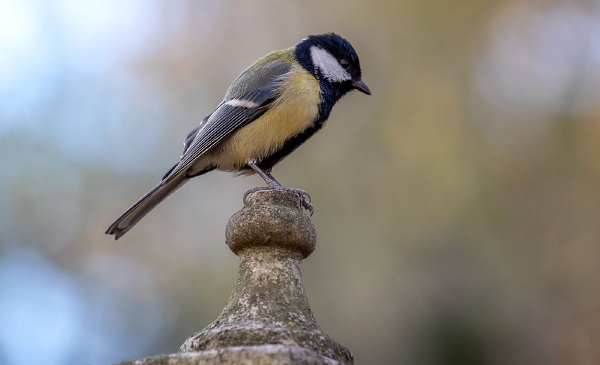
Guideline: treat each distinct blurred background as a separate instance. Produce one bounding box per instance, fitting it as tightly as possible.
[1,0,599,364]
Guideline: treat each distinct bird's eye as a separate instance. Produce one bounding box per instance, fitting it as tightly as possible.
[340,59,350,69]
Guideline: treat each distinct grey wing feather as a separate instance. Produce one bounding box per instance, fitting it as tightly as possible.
[165,59,292,180]
[157,115,212,180]
[182,114,211,158]
[225,61,291,100]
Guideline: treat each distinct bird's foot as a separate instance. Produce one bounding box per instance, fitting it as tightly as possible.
[243,186,314,216]
[279,187,314,216]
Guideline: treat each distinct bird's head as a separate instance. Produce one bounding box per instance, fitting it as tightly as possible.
[296,33,371,97]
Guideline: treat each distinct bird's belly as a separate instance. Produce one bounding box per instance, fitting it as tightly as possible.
[210,71,321,171]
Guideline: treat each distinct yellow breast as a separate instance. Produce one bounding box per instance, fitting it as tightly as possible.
[211,64,321,170]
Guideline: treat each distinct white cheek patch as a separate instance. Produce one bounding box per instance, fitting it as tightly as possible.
[226,99,259,108]
[310,46,352,83]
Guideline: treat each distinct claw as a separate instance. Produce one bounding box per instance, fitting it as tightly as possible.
[279,187,314,216]
[292,189,311,203]
[300,197,314,216]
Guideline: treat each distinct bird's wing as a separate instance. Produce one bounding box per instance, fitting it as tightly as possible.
[167,59,292,180]
[181,114,210,158]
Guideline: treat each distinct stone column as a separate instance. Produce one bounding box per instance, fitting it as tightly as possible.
[115,189,353,365]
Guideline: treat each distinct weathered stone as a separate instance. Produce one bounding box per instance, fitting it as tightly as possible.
[114,189,353,365]
[179,245,352,362]
[226,189,316,258]
[115,344,341,365]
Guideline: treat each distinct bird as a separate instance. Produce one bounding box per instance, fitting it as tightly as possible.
[106,33,370,239]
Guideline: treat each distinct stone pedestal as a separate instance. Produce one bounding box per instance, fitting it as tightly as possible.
[115,189,353,365]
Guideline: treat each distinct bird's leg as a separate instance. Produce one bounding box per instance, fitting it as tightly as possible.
[246,161,314,215]
[261,167,312,204]
[248,163,282,188]
[261,168,313,212]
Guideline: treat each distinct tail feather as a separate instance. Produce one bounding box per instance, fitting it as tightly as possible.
[106,173,189,240]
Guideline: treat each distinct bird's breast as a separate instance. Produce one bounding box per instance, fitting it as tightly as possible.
[212,65,321,171]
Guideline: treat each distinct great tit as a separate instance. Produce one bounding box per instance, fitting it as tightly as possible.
[106,33,370,239]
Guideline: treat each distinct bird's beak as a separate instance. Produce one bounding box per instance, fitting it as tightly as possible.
[352,78,371,95]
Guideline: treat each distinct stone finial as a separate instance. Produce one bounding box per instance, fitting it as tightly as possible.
[225,189,317,258]
[114,189,353,365]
